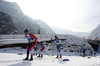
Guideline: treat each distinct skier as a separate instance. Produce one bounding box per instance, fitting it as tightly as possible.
[36,42,45,57]
[23,29,37,61]
[81,48,86,57]
[52,35,62,58]
[93,51,96,57]
[89,50,93,56]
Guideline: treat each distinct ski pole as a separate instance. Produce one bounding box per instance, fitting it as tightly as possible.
[51,38,54,56]
[43,51,54,59]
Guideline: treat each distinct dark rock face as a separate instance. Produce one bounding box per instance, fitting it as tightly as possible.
[0,0,55,34]
[0,12,18,34]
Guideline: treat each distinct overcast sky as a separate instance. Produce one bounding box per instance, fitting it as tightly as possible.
[7,0,100,32]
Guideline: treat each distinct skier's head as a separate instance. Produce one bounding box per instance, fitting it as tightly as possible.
[55,35,58,39]
[24,29,29,35]
[36,41,40,45]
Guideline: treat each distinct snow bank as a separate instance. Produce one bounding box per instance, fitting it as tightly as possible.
[0,48,100,66]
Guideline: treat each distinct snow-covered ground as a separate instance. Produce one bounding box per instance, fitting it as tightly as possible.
[0,48,100,66]
[0,34,100,66]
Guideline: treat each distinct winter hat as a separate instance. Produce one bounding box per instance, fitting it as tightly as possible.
[55,35,58,38]
[37,41,39,44]
[24,29,29,33]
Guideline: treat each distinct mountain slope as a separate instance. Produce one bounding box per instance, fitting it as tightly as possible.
[35,20,55,34]
[0,0,55,34]
[51,27,89,37]
[0,12,18,34]
[89,23,100,38]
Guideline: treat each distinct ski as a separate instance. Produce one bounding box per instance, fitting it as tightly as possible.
[23,59,33,61]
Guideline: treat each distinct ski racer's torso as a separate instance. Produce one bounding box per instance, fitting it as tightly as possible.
[25,33,37,44]
[52,39,61,45]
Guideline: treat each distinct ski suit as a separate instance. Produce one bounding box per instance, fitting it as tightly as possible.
[52,39,62,56]
[90,50,93,56]
[36,43,45,55]
[81,48,86,57]
[25,33,37,58]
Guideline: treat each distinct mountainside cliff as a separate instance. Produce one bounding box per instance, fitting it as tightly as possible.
[0,0,55,34]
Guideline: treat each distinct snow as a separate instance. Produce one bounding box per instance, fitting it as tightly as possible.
[0,48,100,66]
[0,34,99,66]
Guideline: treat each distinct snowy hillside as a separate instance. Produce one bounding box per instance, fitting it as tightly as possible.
[51,27,89,37]
[35,20,55,34]
[0,0,55,34]
[0,12,18,34]
[89,23,100,38]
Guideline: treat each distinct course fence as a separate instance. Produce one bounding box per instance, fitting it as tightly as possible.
[0,34,69,39]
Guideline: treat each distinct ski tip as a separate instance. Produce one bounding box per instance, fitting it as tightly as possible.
[23,59,26,60]
[62,59,70,61]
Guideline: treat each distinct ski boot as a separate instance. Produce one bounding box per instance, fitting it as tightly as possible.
[36,53,37,55]
[60,55,62,58]
[23,57,28,60]
[37,54,40,57]
[41,54,43,57]
[56,55,59,58]
[30,56,33,61]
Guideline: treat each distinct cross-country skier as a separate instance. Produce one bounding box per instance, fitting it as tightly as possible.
[23,29,37,61]
[36,42,45,57]
[93,50,96,57]
[81,48,86,57]
[52,35,62,58]
[89,50,93,56]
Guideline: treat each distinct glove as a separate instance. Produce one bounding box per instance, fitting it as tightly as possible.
[29,40,33,42]
[54,42,59,45]
[29,39,35,42]
[54,41,57,44]
[57,43,60,45]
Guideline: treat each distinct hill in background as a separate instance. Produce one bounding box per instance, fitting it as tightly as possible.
[0,0,55,34]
